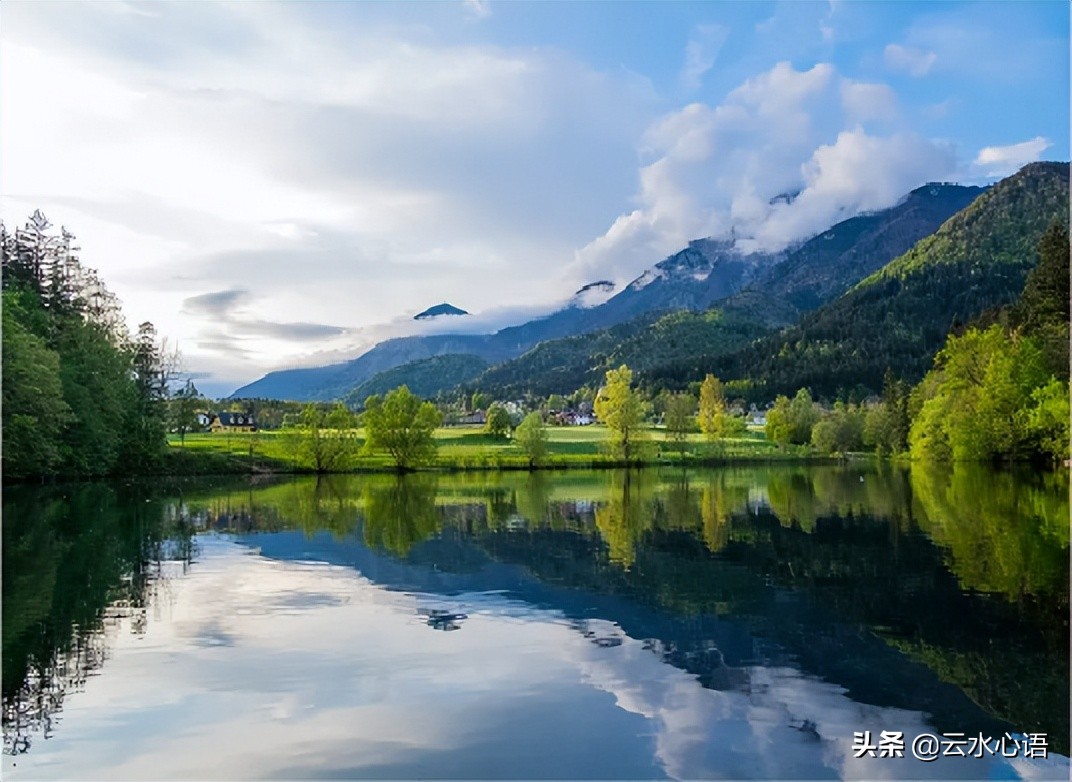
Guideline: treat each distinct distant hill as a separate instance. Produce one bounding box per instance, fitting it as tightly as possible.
[469,182,986,399]
[344,354,489,407]
[651,162,1070,400]
[230,239,779,401]
[230,180,986,402]
[414,303,468,320]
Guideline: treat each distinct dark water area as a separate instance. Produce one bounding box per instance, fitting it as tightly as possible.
[3,464,1068,779]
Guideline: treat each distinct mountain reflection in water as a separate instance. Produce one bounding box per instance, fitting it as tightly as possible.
[3,465,1068,779]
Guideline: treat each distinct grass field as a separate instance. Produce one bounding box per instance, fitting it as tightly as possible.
[165,423,816,474]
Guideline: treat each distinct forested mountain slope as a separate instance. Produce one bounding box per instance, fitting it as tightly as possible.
[233,182,982,402]
[650,162,1069,400]
[466,182,986,400]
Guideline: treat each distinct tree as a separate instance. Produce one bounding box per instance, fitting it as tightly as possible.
[170,380,204,446]
[765,395,793,447]
[514,412,549,467]
[470,391,490,412]
[1013,221,1070,379]
[909,326,1050,461]
[294,404,358,472]
[663,392,696,454]
[1026,378,1070,463]
[765,389,817,447]
[811,402,865,454]
[363,386,442,470]
[484,403,512,439]
[594,365,649,461]
[1,297,71,477]
[697,374,726,440]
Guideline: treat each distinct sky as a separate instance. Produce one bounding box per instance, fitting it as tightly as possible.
[1,1,1068,397]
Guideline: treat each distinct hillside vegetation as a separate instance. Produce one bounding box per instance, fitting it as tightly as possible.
[650,162,1069,400]
[345,354,489,407]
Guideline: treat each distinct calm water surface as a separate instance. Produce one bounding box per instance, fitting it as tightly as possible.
[3,464,1068,780]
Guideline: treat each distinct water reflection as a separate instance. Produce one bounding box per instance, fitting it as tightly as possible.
[3,464,1068,778]
[2,484,195,756]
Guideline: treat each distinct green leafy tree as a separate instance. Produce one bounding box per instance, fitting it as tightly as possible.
[765,395,793,448]
[909,326,1050,461]
[697,374,726,440]
[766,389,818,448]
[363,385,442,470]
[594,365,649,461]
[663,392,696,454]
[514,412,549,467]
[788,388,820,444]
[811,402,865,454]
[295,403,358,472]
[484,403,512,439]
[1,297,71,477]
[470,391,491,412]
[1025,378,1070,462]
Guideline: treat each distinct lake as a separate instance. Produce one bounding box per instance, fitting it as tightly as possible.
[3,464,1068,780]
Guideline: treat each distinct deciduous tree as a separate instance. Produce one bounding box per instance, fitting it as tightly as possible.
[484,403,512,439]
[363,386,442,470]
[663,393,696,454]
[594,365,649,461]
[514,412,549,467]
[697,374,725,440]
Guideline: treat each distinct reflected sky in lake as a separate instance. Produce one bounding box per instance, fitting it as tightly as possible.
[3,465,1068,780]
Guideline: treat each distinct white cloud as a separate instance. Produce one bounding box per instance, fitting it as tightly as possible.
[680,24,729,92]
[883,43,937,77]
[571,62,955,282]
[973,136,1051,177]
[463,0,491,20]
[0,3,655,393]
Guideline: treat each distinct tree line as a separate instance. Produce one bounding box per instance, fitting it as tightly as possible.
[3,213,173,479]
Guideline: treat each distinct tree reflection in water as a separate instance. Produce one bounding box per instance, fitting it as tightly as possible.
[2,485,195,756]
[3,464,1068,758]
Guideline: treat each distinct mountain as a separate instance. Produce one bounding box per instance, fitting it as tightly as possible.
[468,182,986,399]
[230,241,775,401]
[733,182,988,319]
[570,280,616,309]
[343,354,489,406]
[414,303,468,320]
[650,162,1070,400]
[231,180,986,402]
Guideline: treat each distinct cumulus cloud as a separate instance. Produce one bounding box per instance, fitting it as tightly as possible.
[883,43,937,77]
[571,62,955,283]
[973,136,1051,177]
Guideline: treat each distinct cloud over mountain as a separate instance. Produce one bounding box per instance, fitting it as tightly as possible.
[571,62,958,285]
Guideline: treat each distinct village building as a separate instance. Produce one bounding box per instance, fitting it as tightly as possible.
[208,412,257,432]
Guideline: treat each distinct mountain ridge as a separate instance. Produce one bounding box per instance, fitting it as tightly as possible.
[229,179,991,401]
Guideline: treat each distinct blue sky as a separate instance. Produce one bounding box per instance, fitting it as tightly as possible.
[1,1,1067,396]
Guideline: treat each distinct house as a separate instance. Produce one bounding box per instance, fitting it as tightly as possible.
[454,409,487,426]
[209,412,257,432]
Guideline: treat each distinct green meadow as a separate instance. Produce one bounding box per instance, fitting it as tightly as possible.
[164,424,813,474]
